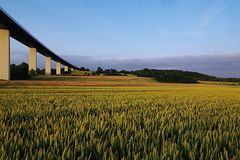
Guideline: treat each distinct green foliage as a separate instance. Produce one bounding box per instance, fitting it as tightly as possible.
[96,67,103,75]
[10,62,29,80]
[71,71,93,76]
[133,68,240,83]
[28,69,37,78]
[95,68,127,76]
[79,67,90,71]
[103,69,127,76]
[0,85,240,159]
[134,69,199,83]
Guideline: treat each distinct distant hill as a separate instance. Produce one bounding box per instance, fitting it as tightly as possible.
[10,62,240,84]
[133,68,240,83]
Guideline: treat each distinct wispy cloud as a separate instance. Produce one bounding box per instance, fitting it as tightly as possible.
[179,1,229,37]
[196,4,228,30]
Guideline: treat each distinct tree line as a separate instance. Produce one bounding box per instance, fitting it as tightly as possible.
[96,67,240,83]
[9,63,240,83]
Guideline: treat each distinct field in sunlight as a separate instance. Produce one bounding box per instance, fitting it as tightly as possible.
[0,81,240,159]
[1,75,236,87]
[0,75,159,86]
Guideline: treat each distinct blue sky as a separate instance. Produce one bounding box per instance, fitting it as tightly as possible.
[1,0,240,77]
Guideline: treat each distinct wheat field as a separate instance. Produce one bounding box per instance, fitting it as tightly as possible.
[0,84,240,159]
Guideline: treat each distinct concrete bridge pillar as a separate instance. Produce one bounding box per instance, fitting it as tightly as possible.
[64,65,68,72]
[45,56,51,75]
[0,29,10,80]
[56,61,61,75]
[29,48,37,71]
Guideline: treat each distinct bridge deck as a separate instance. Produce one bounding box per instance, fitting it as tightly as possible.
[0,8,79,69]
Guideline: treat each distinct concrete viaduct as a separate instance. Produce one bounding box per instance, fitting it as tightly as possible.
[0,8,79,80]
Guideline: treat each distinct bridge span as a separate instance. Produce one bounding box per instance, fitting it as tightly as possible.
[0,8,79,80]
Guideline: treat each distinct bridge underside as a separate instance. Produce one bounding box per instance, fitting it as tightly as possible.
[0,8,78,80]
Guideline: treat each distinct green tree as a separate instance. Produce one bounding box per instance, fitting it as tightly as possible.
[96,67,103,75]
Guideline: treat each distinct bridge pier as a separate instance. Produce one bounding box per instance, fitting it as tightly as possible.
[45,56,51,75]
[56,61,61,75]
[29,48,37,71]
[0,9,79,80]
[64,66,68,72]
[0,29,10,80]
